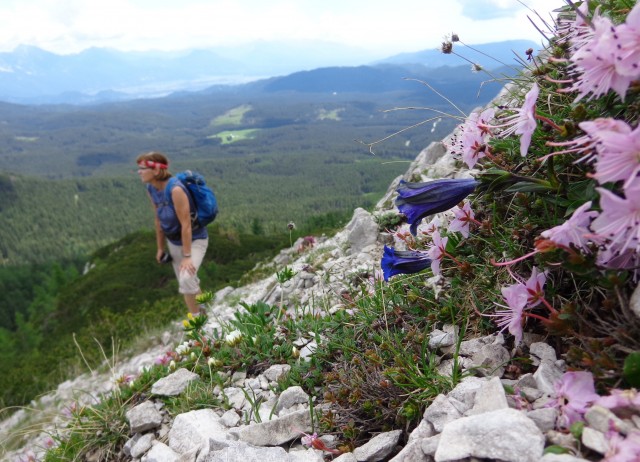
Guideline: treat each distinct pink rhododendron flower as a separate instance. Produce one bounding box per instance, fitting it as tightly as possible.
[301,432,318,447]
[155,352,173,366]
[449,107,495,168]
[424,216,441,235]
[596,388,640,414]
[603,429,640,462]
[597,243,640,282]
[579,118,634,167]
[556,0,593,51]
[506,266,549,308]
[540,201,598,252]
[415,216,442,237]
[591,183,640,256]
[569,15,635,101]
[486,266,552,344]
[579,117,632,137]
[483,83,539,157]
[524,266,547,308]
[576,117,631,166]
[427,230,448,276]
[589,120,640,186]
[550,371,600,428]
[509,385,531,411]
[544,117,631,164]
[623,174,640,193]
[448,201,476,238]
[299,431,341,454]
[611,2,640,78]
[488,283,529,345]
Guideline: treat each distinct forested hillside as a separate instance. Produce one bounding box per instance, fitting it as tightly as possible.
[0,152,407,264]
[0,226,297,410]
[0,64,510,265]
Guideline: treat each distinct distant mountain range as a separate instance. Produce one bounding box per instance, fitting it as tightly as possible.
[0,40,538,105]
[375,39,538,69]
[248,63,516,103]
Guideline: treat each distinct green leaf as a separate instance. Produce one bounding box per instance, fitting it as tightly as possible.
[570,421,584,439]
[543,445,570,455]
[505,183,555,194]
[623,351,640,387]
[445,231,461,252]
[566,179,597,205]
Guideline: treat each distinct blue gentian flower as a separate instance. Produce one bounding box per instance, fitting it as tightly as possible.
[381,245,432,281]
[396,178,478,235]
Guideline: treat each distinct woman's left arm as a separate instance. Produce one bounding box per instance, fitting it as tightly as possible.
[172,186,195,274]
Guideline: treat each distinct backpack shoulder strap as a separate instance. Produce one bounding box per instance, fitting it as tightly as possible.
[165,176,196,212]
[163,177,179,205]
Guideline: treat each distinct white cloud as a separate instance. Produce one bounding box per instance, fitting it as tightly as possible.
[458,0,520,20]
[0,0,562,55]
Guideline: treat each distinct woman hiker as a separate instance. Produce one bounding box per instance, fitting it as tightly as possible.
[137,151,208,316]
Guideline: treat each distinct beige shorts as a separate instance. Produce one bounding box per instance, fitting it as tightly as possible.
[167,238,208,294]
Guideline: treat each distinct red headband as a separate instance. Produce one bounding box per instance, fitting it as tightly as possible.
[139,160,168,169]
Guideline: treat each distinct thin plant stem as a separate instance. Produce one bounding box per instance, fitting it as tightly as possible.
[402,78,467,117]
[458,40,519,72]
[356,116,443,155]
[73,333,94,374]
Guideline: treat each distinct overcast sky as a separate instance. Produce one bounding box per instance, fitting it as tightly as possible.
[0,0,563,56]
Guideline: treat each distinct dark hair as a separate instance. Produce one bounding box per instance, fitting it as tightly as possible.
[136,151,172,181]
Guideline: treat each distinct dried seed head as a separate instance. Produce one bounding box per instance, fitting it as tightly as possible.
[441,41,453,54]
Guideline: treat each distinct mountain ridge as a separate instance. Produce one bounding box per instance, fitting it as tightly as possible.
[0,39,537,104]
[374,39,539,69]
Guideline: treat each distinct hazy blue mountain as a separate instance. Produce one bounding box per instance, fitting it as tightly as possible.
[0,45,244,103]
[376,39,540,70]
[0,40,534,105]
[257,63,518,95]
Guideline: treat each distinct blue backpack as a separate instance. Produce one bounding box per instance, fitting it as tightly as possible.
[166,170,218,230]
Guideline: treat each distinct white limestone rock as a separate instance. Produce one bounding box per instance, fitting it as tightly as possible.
[434,408,544,462]
[151,368,200,397]
[352,429,402,462]
[168,409,229,456]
